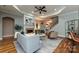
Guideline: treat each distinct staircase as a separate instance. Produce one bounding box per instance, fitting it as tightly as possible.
[33,16,59,34]
[50,16,58,30]
[45,16,58,31]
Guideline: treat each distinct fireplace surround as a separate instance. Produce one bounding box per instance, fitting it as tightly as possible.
[26,28,34,33]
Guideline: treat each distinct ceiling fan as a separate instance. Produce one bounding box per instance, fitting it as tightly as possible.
[34,6,47,14]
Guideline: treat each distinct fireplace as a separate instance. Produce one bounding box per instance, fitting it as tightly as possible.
[26,28,34,33]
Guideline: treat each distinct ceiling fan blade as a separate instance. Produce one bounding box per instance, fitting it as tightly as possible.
[42,10,47,12]
[35,6,39,10]
[41,6,45,9]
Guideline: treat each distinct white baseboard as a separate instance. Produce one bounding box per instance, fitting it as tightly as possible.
[0,38,2,40]
[3,35,14,38]
[58,35,65,37]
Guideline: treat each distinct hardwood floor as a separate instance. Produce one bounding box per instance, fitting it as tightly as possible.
[53,38,79,53]
[0,36,79,53]
[0,37,16,53]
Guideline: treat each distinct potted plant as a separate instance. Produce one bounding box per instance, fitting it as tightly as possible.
[15,24,23,32]
[21,30,24,35]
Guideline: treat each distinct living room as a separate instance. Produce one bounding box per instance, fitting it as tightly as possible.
[0,5,79,53]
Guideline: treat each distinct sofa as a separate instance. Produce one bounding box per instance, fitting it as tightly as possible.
[17,33,40,53]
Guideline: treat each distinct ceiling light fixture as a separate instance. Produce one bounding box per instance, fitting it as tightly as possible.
[34,6,47,14]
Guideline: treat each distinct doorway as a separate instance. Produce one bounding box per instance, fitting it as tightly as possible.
[2,17,14,38]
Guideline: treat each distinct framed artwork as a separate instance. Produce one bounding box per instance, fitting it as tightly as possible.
[25,18,32,23]
[25,17,33,25]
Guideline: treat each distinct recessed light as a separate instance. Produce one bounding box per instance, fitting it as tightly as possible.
[54,9,57,11]
[32,11,34,13]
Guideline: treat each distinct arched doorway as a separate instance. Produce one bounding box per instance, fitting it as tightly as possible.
[2,17,14,38]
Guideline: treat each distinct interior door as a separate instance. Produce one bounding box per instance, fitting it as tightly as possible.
[3,17,14,37]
